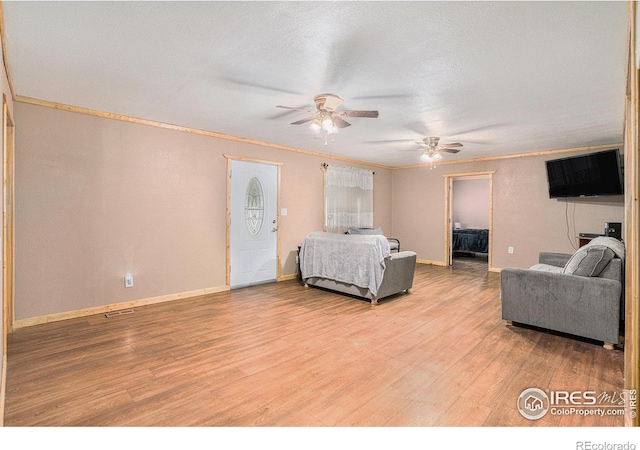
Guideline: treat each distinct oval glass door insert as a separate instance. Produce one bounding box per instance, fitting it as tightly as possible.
[245,177,265,237]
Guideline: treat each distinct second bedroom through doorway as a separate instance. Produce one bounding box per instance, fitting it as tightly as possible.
[451,177,490,266]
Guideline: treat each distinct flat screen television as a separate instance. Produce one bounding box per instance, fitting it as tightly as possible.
[545,148,624,198]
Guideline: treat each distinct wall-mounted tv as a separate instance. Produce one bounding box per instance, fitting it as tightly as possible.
[545,148,624,198]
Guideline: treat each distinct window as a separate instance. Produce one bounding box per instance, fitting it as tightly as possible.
[324,165,373,233]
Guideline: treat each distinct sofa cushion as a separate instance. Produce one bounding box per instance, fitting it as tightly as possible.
[563,245,615,277]
[530,263,564,274]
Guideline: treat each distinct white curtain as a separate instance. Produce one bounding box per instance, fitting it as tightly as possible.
[325,165,374,233]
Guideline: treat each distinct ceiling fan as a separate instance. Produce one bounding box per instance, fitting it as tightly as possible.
[276,94,379,144]
[417,137,463,164]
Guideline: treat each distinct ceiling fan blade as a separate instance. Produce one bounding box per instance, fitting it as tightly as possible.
[441,148,461,154]
[444,123,505,137]
[451,139,489,145]
[276,105,314,113]
[395,146,423,152]
[364,139,413,144]
[221,77,303,96]
[352,93,416,101]
[332,116,351,128]
[290,116,316,125]
[442,142,463,148]
[341,110,379,118]
[406,122,432,136]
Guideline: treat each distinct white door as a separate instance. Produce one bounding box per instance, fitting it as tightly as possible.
[230,160,278,288]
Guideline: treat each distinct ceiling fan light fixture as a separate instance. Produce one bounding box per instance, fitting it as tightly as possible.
[321,116,335,133]
[421,152,434,162]
[310,119,322,133]
[415,136,463,165]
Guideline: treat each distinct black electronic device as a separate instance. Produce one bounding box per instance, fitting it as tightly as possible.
[604,222,622,240]
[545,149,624,198]
[579,232,603,238]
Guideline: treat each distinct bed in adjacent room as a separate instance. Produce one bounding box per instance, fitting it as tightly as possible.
[452,228,489,254]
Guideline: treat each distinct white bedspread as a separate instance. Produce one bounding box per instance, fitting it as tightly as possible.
[299,231,391,296]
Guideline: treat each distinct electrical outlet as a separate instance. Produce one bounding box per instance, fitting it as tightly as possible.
[508,247,514,254]
[124,275,134,288]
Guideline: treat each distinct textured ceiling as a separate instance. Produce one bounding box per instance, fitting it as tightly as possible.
[1,1,629,168]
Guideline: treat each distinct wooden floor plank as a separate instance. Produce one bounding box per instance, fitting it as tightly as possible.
[3,257,625,426]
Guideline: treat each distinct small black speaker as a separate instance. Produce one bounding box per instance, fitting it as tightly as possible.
[604,222,622,240]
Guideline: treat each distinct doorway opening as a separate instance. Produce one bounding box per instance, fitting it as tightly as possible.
[443,172,494,270]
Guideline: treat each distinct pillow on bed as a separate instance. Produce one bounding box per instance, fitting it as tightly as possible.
[563,245,615,277]
[346,227,384,236]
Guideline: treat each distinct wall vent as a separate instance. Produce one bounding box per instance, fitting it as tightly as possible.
[105,309,134,318]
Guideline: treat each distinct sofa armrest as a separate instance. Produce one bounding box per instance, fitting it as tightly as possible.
[539,252,572,267]
[501,268,622,343]
[375,251,416,299]
[388,250,415,262]
[387,237,400,252]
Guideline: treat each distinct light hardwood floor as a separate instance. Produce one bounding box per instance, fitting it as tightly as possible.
[3,258,625,426]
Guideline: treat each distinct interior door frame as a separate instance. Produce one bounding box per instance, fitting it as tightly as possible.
[623,0,638,426]
[224,154,282,287]
[3,94,15,353]
[443,171,495,269]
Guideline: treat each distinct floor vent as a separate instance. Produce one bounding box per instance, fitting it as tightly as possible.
[105,309,134,318]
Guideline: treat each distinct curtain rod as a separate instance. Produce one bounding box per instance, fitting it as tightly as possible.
[321,163,375,175]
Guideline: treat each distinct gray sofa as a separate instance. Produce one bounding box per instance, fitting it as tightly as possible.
[345,226,401,252]
[299,231,416,304]
[304,250,417,304]
[500,237,624,348]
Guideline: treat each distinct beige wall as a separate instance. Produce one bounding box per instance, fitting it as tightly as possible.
[14,102,392,321]
[452,178,490,229]
[392,152,625,269]
[11,100,626,322]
